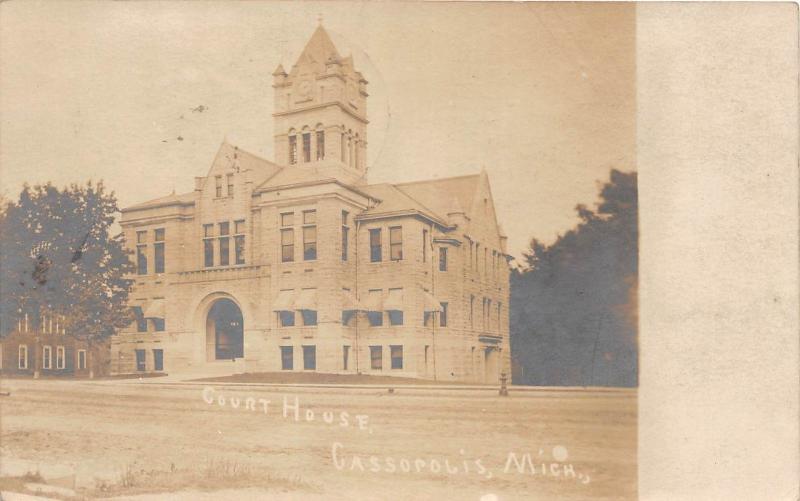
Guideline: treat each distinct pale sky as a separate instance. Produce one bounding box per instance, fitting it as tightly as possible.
[0,1,635,260]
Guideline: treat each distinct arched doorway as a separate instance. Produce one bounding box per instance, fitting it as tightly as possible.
[206,298,243,360]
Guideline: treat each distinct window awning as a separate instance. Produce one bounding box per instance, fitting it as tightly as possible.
[273,289,296,311]
[422,290,444,313]
[143,299,165,319]
[342,289,367,312]
[365,290,383,312]
[383,289,404,311]
[294,288,318,311]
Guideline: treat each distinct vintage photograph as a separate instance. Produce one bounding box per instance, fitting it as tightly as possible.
[0,3,637,500]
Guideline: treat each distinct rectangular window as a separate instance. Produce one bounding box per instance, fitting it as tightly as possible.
[497,302,502,332]
[219,236,230,266]
[341,132,346,162]
[204,224,214,238]
[43,345,52,369]
[389,226,403,261]
[390,345,403,370]
[204,239,214,268]
[154,228,165,241]
[470,295,475,329]
[227,174,234,197]
[136,230,147,244]
[234,220,245,234]
[18,345,28,369]
[154,228,165,274]
[388,310,404,326]
[316,131,325,160]
[78,350,87,370]
[281,229,294,262]
[279,311,295,327]
[301,309,318,326]
[439,247,448,271]
[303,210,316,224]
[56,346,65,369]
[280,346,293,370]
[342,345,350,370]
[370,345,382,370]
[303,345,316,370]
[153,318,165,332]
[219,222,230,236]
[341,226,349,261]
[302,133,311,162]
[234,235,245,265]
[303,226,317,261]
[289,136,297,164]
[369,228,382,262]
[215,176,222,198]
[281,212,294,227]
[153,349,163,371]
[440,302,448,327]
[422,229,428,262]
[136,245,147,275]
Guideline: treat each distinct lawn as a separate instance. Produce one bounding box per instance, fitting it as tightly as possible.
[0,378,636,500]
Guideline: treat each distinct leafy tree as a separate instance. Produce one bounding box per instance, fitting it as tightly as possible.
[511,169,638,387]
[0,181,134,340]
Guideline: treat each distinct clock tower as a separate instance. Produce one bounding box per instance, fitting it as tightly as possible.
[272,24,369,185]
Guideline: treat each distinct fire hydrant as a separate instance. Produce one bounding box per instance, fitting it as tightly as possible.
[499,372,509,396]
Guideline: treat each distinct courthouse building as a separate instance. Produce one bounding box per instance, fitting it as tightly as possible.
[113,25,511,382]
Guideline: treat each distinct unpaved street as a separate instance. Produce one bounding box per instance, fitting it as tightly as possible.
[0,379,635,500]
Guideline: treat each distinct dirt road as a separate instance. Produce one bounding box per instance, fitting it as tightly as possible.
[0,379,636,500]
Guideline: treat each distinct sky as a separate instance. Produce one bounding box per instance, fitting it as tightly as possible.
[0,1,635,260]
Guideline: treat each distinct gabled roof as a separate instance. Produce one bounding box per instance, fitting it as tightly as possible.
[213,142,283,188]
[122,191,195,212]
[393,174,481,222]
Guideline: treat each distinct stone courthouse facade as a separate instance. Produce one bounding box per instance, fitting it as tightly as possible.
[113,26,511,382]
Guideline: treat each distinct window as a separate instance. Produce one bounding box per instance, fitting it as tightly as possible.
[18,345,28,369]
[487,299,492,331]
[136,244,147,275]
[133,306,147,332]
[280,346,293,370]
[43,345,52,369]
[390,345,403,370]
[136,349,146,371]
[370,345,382,370]
[289,135,297,164]
[342,345,350,370]
[153,349,163,371]
[439,247,448,271]
[154,228,165,274]
[341,132,346,162]
[281,229,294,262]
[227,174,234,197]
[367,289,383,326]
[219,236,230,266]
[203,239,214,268]
[302,133,311,162]
[303,212,317,260]
[153,318,165,332]
[497,302,502,332]
[422,229,428,263]
[301,309,318,326]
[369,228,382,262]
[470,295,475,329]
[78,350,87,370]
[303,345,316,370]
[341,211,349,261]
[389,226,403,261]
[279,311,295,327]
[137,230,147,244]
[388,310,404,326]
[281,212,294,227]
[440,302,448,327]
[316,130,325,160]
[234,220,245,265]
[215,176,222,198]
[56,346,65,369]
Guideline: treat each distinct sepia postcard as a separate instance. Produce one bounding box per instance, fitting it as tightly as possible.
[0,2,797,500]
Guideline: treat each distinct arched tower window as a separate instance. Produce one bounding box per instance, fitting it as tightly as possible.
[288,128,298,165]
[315,123,325,161]
[301,126,311,163]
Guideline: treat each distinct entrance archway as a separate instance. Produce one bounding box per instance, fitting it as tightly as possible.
[206,298,243,360]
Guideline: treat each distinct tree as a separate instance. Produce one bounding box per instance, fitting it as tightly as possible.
[0,181,134,340]
[510,169,638,387]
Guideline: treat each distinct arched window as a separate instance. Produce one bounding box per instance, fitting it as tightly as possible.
[288,129,298,165]
[301,126,311,163]
[315,123,325,161]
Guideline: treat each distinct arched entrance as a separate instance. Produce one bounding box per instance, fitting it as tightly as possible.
[206,298,243,360]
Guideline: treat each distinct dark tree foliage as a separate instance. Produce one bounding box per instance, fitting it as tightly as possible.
[511,169,638,387]
[0,181,134,340]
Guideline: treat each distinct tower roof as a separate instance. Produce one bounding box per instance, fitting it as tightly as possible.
[294,25,341,68]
